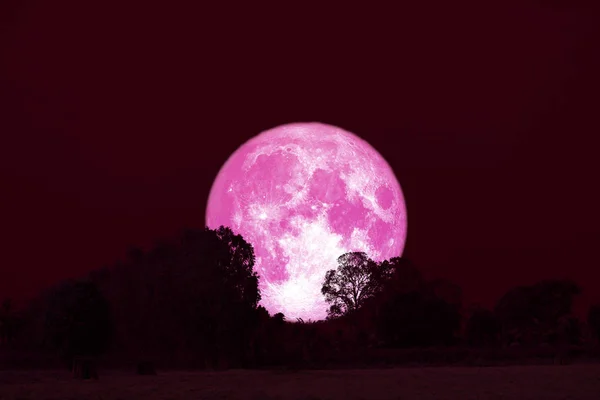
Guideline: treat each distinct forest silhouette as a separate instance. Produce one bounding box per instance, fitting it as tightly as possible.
[1,225,600,373]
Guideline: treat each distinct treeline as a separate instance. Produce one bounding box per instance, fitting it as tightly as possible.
[1,225,600,370]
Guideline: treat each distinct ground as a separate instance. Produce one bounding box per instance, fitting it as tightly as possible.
[1,365,600,400]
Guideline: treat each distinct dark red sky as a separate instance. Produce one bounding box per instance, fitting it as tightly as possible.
[1,2,599,315]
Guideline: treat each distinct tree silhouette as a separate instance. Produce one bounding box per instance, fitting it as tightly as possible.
[321,252,392,318]
[559,315,582,345]
[273,312,286,324]
[100,225,262,368]
[466,307,501,347]
[212,226,261,308]
[17,219,597,370]
[43,280,113,367]
[494,279,581,345]
[346,258,463,348]
[587,304,600,342]
[112,226,257,368]
[376,290,461,348]
[375,257,424,301]
[427,278,462,309]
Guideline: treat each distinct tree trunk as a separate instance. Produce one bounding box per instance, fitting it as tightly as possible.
[72,357,98,379]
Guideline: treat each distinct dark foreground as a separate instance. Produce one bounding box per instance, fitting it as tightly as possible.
[2,365,600,400]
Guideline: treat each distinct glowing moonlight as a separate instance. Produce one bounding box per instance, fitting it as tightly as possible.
[206,122,407,320]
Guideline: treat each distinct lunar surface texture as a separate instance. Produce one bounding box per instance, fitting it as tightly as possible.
[206,122,407,320]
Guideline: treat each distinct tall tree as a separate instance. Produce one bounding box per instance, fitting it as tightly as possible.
[161,226,261,367]
[29,225,262,369]
[321,252,392,318]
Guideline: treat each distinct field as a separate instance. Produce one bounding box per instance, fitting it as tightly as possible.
[2,365,600,400]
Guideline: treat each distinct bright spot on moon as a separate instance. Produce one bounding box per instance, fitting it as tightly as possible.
[206,122,407,320]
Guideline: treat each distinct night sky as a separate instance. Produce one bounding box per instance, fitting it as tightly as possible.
[1,2,598,316]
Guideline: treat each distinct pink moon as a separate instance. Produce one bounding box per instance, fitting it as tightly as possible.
[206,122,407,320]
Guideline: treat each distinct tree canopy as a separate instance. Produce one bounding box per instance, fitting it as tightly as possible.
[321,252,393,318]
[494,279,581,345]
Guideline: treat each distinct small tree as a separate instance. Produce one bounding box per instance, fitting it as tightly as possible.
[273,312,286,324]
[321,252,391,318]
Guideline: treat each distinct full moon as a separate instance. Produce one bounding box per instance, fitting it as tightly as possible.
[206,122,407,320]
